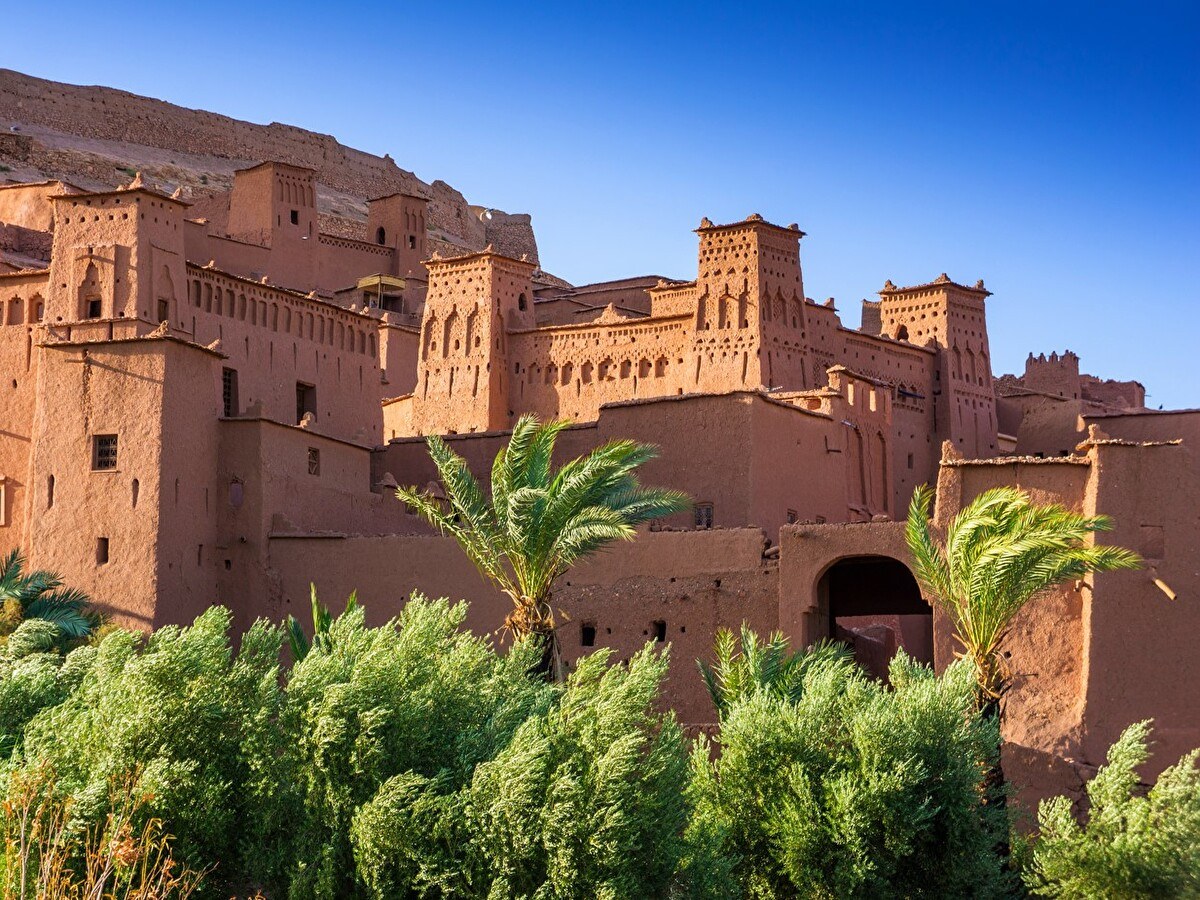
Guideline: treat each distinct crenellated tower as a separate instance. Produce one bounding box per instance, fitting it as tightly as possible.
[46,180,189,339]
[411,248,536,435]
[690,214,809,393]
[877,274,997,457]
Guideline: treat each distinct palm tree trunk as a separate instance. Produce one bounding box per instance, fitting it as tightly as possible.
[507,595,564,682]
[978,693,1011,862]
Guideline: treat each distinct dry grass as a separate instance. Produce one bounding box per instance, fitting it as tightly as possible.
[2,763,208,899]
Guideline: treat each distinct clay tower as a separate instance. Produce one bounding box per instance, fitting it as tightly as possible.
[690,215,809,393]
[411,248,536,435]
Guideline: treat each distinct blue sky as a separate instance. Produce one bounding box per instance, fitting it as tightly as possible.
[5,1,1197,406]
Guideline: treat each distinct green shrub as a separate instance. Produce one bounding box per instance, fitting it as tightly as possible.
[456,644,690,898]
[11,606,281,888]
[253,595,553,897]
[689,650,1011,899]
[1024,720,1200,898]
[0,620,95,757]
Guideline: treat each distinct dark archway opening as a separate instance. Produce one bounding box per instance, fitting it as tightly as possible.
[895,324,909,341]
[376,226,387,246]
[820,555,932,680]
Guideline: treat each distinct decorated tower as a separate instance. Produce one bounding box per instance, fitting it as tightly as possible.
[690,214,809,393]
[411,248,536,435]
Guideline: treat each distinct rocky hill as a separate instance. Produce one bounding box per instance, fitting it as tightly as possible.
[0,68,552,272]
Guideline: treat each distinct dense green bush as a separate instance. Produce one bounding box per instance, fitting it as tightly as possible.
[0,620,95,756]
[7,597,1194,899]
[688,651,1011,899]
[1024,720,1200,899]
[253,595,554,896]
[9,606,281,887]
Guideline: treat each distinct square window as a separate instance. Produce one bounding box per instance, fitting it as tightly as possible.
[290,209,299,225]
[580,622,596,647]
[92,434,118,470]
[86,298,102,319]
[694,502,713,530]
[786,509,798,524]
[407,235,417,250]
[157,298,169,323]
[308,447,321,476]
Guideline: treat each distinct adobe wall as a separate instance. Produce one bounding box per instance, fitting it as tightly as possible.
[1081,440,1199,776]
[0,181,71,232]
[377,390,886,537]
[0,271,46,554]
[1085,408,1200,444]
[268,527,777,725]
[24,338,208,629]
[776,521,923,647]
[509,314,692,422]
[212,418,407,634]
[184,266,382,444]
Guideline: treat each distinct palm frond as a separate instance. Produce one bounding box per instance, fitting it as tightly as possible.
[906,484,1140,703]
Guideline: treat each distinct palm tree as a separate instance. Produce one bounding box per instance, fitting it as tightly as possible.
[905,484,1140,715]
[286,583,359,662]
[396,415,689,678]
[699,624,853,721]
[0,550,99,648]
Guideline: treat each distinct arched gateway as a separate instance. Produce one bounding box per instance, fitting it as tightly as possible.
[779,522,935,679]
[818,555,932,678]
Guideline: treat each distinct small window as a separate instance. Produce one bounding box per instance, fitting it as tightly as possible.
[580,622,596,647]
[407,235,416,250]
[907,453,914,470]
[92,434,118,470]
[86,298,102,319]
[96,537,109,565]
[296,382,316,424]
[308,447,321,476]
[694,502,714,530]
[157,299,169,323]
[290,209,299,225]
[786,509,798,524]
[517,292,527,311]
[222,368,239,417]
[376,226,386,245]
[652,620,667,643]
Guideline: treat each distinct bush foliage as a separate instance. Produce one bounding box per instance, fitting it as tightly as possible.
[1024,720,1200,899]
[0,600,1192,898]
[689,652,1012,899]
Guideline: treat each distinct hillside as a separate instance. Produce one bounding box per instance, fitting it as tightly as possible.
[0,68,551,271]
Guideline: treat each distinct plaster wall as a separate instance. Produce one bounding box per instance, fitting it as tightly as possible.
[268,527,776,725]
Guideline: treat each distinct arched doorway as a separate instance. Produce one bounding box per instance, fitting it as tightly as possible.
[818,555,932,679]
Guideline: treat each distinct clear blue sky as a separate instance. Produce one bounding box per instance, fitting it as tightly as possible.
[6,1,1197,406]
